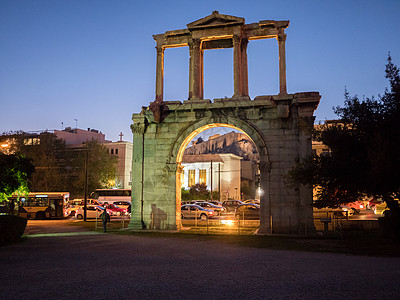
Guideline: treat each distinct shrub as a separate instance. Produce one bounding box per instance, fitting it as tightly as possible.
[0,215,27,244]
[378,210,400,241]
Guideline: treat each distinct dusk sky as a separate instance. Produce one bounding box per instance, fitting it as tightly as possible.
[1,0,399,142]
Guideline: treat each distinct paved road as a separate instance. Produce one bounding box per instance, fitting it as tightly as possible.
[1,221,399,299]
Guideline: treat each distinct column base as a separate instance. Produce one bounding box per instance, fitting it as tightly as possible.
[128,214,147,230]
[232,94,251,100]
[184,98,211,104]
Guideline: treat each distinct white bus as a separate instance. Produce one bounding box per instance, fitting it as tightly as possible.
[91,189,131,205]
[13,192,70,219]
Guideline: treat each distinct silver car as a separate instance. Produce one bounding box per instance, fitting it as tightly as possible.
[195,201,226,215]
[181,204,215,220]
[75,205,106,219]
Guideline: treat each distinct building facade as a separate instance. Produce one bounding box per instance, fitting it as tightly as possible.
[103,141,133,189]
[181,153,242,200]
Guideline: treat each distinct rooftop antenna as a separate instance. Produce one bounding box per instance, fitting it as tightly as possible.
[74,119,78,129]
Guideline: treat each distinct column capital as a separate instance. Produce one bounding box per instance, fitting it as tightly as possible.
[277,33,287,42]
[130,122,147,135]
[232,35,241,44]
[156,45,164,53]
[189,38,201,48]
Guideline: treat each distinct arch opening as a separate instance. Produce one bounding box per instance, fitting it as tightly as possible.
[175,123,265,230]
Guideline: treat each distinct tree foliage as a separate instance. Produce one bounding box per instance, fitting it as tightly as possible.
[69,140,118,197]
[181,183,218,201]
[0,133,118,199]
[290,55,400,213]
[0,153,34,203]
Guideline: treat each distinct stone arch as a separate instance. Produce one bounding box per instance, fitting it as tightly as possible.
[168,117,269,166]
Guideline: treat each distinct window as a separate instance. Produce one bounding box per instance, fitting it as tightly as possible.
[199,169,206,185]
[189,170,196,187]
[115,148,118,155]
[23,137,40,145]
[111,149,114,155]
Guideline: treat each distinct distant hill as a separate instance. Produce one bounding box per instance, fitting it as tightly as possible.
[184,131,259,161]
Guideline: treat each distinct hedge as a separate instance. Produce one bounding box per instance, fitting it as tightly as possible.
[0,215,27,244]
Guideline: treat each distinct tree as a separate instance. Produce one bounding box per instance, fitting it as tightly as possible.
[69,140,118,198]
[290,55,400,218]
[0,153,35,212]
[181,183,212,201]
[0,132,70,192]
[0,133,118,199]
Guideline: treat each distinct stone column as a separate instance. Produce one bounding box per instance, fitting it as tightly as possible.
[233,35,242,98]
[241,38,249,97]
[129,116,148,230]
[277,32,287,95]
[298,116,316,235]
[188,44,193,100]
[176,164,184,230]
[200,48,204,99]
[258,160,272,234]
[155,45,164,101]
[190,38,202,100]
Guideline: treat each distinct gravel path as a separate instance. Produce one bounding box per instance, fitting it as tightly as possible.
[1,230,400,299]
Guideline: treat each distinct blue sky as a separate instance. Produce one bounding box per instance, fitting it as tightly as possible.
[1,0,399,142]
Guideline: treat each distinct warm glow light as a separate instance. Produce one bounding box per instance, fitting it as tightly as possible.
[220,220,234,226]
[1,143,9,148]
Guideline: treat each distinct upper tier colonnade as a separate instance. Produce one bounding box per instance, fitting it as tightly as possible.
[152,10,289,102]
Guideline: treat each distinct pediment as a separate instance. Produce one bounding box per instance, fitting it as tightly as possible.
[187,11,245,29]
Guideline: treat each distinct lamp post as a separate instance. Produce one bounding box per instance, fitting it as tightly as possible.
[70,147,89,221]
[83,150,88,221]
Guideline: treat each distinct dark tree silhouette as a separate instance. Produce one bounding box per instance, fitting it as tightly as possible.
[289,55,400,237]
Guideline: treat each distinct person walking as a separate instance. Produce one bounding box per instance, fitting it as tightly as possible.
[100,208,111,233]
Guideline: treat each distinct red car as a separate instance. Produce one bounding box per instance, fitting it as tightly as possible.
[103,204,127,216]
[342,201,365,213]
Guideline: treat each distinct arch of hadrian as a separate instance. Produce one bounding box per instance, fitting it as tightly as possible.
[130,11,320,234]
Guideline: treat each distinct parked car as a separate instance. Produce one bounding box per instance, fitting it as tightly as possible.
[343,201,365,214]
[373,201,388,215]
[313,206,353,218]
[181,201,198,206]
[75,205,105,220]
[68,199,83,216]
[195,201,226,215]
[339,205,355,217]
[222,200,244,212]
[244,199,260,205]
[208,200,223,206]
[112,201,131,210]
[103,203,127,216]
[235,203,260,220]
[181,204,215,220]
